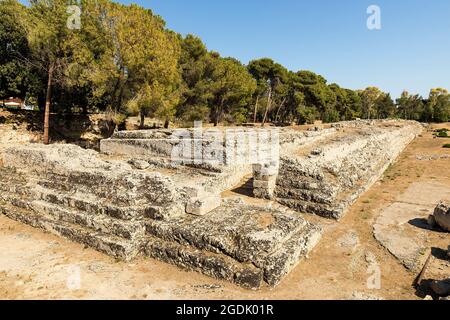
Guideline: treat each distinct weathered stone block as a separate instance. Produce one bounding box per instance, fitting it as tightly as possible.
[253,179,276,189]
[275,121,423,219]
[433,202,450,232]
[186,195,222,216]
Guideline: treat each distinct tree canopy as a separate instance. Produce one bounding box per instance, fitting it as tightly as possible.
[0,0,448,136]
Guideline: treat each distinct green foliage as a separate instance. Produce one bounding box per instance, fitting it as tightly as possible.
[376,93,396,119]
[178,42,255,125]
[443,144,450,148]
[396,91,424,121]
[202,57,256,126]
[436,131,449,138]
[427,88,450,123]
[358,87,383,119]
[1,0,448,127]
[322,107,340,123]
[296,106,318,124]
[0,0,37,99]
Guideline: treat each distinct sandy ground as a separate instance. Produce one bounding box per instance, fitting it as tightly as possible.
[0,123,449,300]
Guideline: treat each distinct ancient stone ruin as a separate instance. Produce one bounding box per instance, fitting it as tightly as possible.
[0,120,422,289]
[275,121,422,219]
[429,202,450,232]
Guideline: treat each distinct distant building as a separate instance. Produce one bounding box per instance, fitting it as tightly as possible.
[1,97,24,109]
[1,97,36,110]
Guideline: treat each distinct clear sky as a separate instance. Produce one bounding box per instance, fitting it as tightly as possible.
[116,0,449,99]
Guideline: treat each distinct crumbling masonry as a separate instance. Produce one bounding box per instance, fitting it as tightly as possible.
[0,120,422,289]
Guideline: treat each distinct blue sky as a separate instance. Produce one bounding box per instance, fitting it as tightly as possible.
[116,0,449,99]
[20,0,449,98]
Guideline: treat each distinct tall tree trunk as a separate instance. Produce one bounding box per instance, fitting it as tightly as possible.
[275,97,287,123]
[139,110,145,129]
[261,86,272,127]
[117,78,125,113]
[213,108,219,127]
[43,62,54,145]
[214,98,225,127]
[253,95,259,124]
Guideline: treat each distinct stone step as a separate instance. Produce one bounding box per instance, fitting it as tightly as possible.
[276,197,341,219]
[143,235,263,290]
[275,175,326,193]
[257,221,322,286]
[144,200,314,266]
[0,201,141,261]
[0,190,321,288]
[143,201,322,288]
[0,191,145,240]
[1,159,184,210]
[0,178,183,221]
[275,186,335,205]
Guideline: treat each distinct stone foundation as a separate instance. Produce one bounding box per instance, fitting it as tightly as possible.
[0,144,321,289]
[275,121,423,219]
[0,120,423,288]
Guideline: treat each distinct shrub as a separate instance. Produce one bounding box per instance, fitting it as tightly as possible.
[437,131,449,138]
[443,144,450,148]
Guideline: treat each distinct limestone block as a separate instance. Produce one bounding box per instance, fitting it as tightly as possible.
[128,159,150,170]
[433,202,450,232]
[186,194,222,216]
[253,179,276,189]
[253,188,274,200]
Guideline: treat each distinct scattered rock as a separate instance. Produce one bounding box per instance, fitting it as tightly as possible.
[430,279,450,297]
[128,159,150,170]
[193,284,222,290]
[433,202,450,232]
[416,154,450,161]
[351,291,384,300]
[427,215,436,228]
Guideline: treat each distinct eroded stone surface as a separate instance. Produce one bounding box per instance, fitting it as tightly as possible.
[374,182,450,271]
[276,121,423,219]
[0,144,322,289]
[0,120,425,288]
[433,202,450,232]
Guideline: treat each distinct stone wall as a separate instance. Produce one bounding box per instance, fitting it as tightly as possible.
[0,120,423,288]
[101,127,280,166]
[0,144,322,289]
[275,121,423,219]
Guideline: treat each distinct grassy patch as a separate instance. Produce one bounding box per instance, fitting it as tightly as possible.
[361,210,372,220]
[443,144,450,148]
[434,130,449,138]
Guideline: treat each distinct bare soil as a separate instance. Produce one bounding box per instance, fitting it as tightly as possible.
[0,123,449,300]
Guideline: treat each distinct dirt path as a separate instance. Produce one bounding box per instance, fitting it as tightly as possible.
[0,123,449,300]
